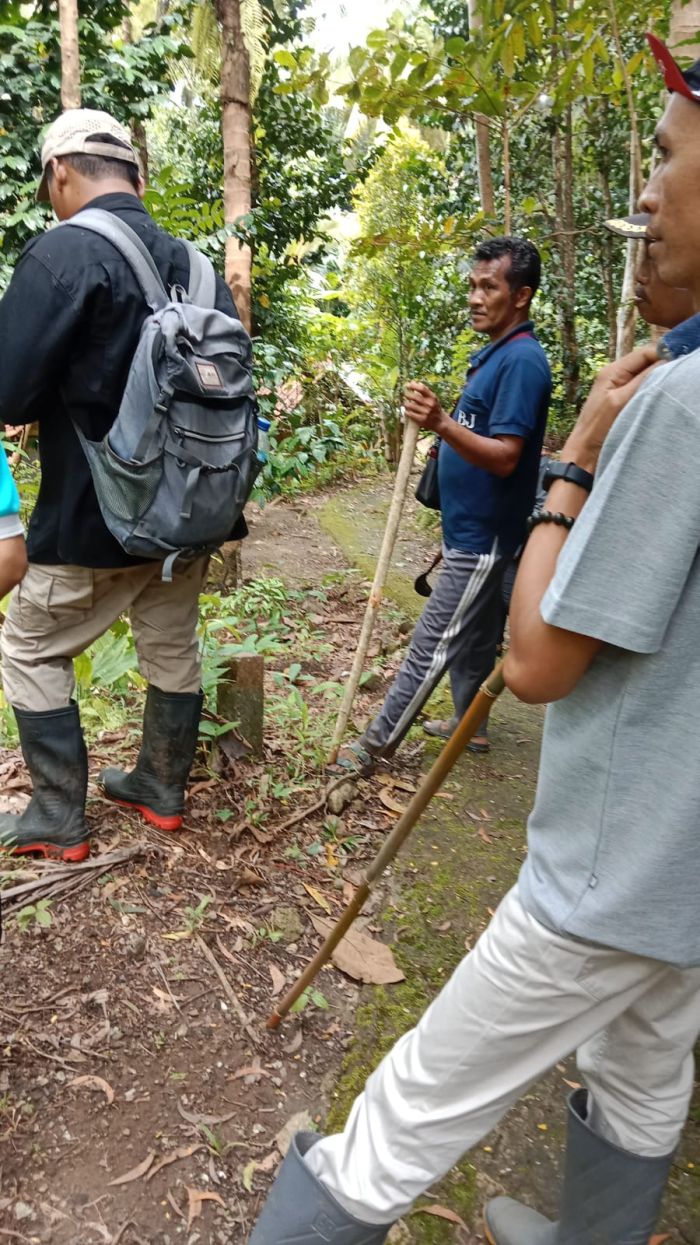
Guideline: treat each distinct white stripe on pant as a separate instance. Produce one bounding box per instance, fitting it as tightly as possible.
[305,887,700,1225]
[362,544,507,757]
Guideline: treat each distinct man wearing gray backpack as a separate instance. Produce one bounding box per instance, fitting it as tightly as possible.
[0,109,257,862]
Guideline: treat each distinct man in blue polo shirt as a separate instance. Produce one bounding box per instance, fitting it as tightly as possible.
[335,236,551,774]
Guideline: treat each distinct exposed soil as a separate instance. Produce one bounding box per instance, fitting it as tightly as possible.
[0,478,697,1245]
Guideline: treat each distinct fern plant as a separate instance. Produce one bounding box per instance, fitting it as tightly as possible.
[192,0,269,102]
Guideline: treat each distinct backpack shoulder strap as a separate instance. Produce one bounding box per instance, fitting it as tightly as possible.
[61,208,168,311]
[182,239,217,309]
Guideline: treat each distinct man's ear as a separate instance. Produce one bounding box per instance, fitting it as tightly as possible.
[136,173,146,200]
[515,284,533,310]
[51,157,69,189]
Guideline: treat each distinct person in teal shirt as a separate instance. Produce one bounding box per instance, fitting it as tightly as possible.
[0,450,26,597]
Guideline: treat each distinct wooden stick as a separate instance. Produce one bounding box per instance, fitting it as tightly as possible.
[328,420,420,764]
[195,933,259,1046]
[268,660,506,1028]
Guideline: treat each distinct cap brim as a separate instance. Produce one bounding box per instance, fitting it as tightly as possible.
[647,32,700,101]
[603,213,650,239]
[36,169,50,203]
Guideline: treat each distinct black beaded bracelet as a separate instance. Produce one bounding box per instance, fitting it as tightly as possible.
[526,509,576,533]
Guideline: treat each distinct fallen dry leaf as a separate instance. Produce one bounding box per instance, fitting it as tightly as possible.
[230,1059,271,1083]
[215,935,239,967]
[283,1028,303,1054]
[187,1187,225,1229]
[249,825,273,845]
[411,1204,467,1228]
[325,842,339,869]
[67,1075,115,1105]
[108,1151,155,1186]
[236,866,266,888]
[477,825,492,845]
[649,1236,671,1245]
[269,964,286,996]
[166,1190,186,1221]
[275,1110,314,1157]
[376,774,417,794]
[242,1159,257,1192]
[310,914,405,985]
[562,1078,582,1091]
[188,778,217,798]
[378,788,407,815]
[302,882,332,913]
[145,1143,203,1182]
[178,1099,237,1127]
[342,880,357,904]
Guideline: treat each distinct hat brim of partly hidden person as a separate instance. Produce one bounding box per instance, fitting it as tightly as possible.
[603,213,651,240]
[647,32,700,102]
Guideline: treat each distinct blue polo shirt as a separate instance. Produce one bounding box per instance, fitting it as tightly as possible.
[437,321,551,555]
[659,311,700,360]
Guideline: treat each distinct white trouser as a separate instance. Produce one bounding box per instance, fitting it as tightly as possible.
[306,887,700,1225]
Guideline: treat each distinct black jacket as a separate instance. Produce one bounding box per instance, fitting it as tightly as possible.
[0,192,247,567]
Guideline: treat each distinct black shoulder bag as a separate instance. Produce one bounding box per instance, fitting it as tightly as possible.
[415,437,441,510]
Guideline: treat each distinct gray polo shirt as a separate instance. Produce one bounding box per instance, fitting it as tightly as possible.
[517,351,700,968]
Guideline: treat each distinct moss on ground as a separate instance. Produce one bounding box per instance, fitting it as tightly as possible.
[319,491,427,623]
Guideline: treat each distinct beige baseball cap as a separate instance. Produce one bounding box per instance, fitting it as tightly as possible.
[37,108,138,202]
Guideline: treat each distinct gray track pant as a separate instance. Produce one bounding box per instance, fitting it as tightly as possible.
[361,543,508,758]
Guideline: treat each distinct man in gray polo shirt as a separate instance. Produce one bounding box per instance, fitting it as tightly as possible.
[248,34,700,1245]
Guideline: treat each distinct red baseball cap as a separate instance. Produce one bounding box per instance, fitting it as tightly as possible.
[647,32,700,103]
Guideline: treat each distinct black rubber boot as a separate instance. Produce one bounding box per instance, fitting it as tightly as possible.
[100,685,203,831]
[0,703,90,862]
[484,1088,674,1245]
[249,1132,393,1244]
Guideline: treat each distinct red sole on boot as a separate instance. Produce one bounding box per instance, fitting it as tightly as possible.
[1,840,90,863]
[108,796,182,832]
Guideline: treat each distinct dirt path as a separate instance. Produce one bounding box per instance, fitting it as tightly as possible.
[0,479,697,1245]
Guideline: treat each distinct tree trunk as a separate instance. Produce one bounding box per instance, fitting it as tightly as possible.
[122,16,149,183]
[467,0,495,216]
[670,0,700,58]
[216,0,253,333]
[58,0,81,109]
[608,0,643,356]
[550,0,579,418]
[615,145,641,357]
[502,114,511,233]
[597,166,618,359]
[552,106,579,416]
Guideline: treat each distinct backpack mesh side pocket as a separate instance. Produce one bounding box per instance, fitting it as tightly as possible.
[83,438,163,523]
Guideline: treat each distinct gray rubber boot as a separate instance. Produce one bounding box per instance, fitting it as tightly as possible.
[484,1088,674,1245]
[0,703,90,862]
[100,686,203,831]
[249,1131,393,1244]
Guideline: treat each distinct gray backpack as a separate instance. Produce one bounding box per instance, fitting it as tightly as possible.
[62,209,260,580]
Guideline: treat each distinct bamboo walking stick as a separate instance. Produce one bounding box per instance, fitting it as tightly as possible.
[267,659,506,1029]
[328,420,420,766]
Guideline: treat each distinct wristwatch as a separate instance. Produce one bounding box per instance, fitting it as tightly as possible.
[542,460,594,494]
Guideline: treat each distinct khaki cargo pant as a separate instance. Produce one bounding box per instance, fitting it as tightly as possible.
[0,558,208,712]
